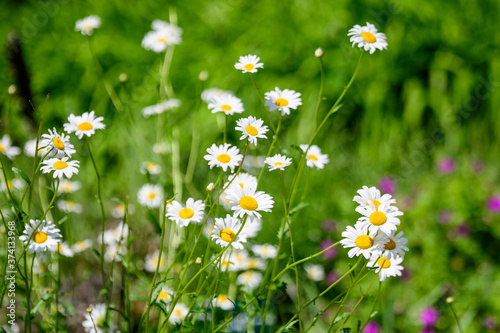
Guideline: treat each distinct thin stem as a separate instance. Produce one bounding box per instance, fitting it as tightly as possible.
[257,115,282,185]
[360,281,382,332]
[124,197,132,333]
[314,57,325,131]
[448,301,463,333]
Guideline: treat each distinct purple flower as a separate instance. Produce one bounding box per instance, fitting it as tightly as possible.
[320,240,338,259]
[437,210,452,225]
[419,307,440,327]
[481,316,497,329]
[486,196,500,214]
[326,271,340,285]
[420,329,435,333]
[363,321,380,333]
[378,177,396,195]
[321,219,336,233]
[437,158,456,174]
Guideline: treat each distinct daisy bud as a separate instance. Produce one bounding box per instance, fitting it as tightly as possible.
[195,257,202,264]
[86,307,92,313]
[119,73,128,83]
[315,48,324,58]
[199,70,209,81]
[446,297,454,303]
[206,183,215,192]
[8,84,16,95]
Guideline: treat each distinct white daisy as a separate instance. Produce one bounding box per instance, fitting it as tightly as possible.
[246,257,266,270]
[204,143,242,173]
[304,264,325,281]
[208,94,244,115]
[235,116,268,145]
[0,179,26,193]
[355,201,403,235]
[264,87,302,116]
[367,256,404,281]
[41,157,80,179]
[242,155,265,170]
[32,256,49,275]
[72,239,93,253]
[104,242,127,263]
[57,200,83,214]
[23,139,49,157]
[300,144,329,170]
[201,88,233,103]
[242,216,262,238]
[58,180,81,194]
[166,198,205,228]
[142,99,181,117]
[340,223,388,259]
[53,242,74,257]
[75,15,101,36]
[137,184,164,209]
[19,219,61,253]
[40,128,76,158]
[213,294,235,310]
[265,154,292,171]
[63,111,105,140]
[111,203,134,219]
[140,161,162,175]
[157,287,175,303]
[211,214,248,250]
[224,184,274,219]
[142,23,182,52]
[229,250,249,270]
[225,173,258,191]
[252,244,278,259]
[82,303,115,333]
[375,231,409,259]
[234,54,264,73]
[0,135,21,159]
[353,185,396,211]
[168,303,189,324]
[144,249,166,273]
[236,271,263,290]
[217,253,239,272]
[101,222,129,245]
[348,22,388,54]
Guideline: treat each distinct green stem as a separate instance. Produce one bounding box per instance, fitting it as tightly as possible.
[257,115,282,185]
[360,281,382,332]
[314,57,325,131]
[448,301,463,333]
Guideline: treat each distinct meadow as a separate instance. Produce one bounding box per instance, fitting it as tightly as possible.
[1,0,500,332]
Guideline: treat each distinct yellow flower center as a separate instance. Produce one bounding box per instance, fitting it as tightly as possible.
[275,162,284,166]
[377,257,391,269]
[77,122,93,131]
[368,199,381,210]
[61,183,71,192]
[218,294,228,302]
[239,196,258,210]
[52,137,65,150]
[361,31,377,43]
[369,211,387,226]
[355,235,374,249]
[217,154,231,163]
[307,154,318,161]
[220,104,232,111]
[275,98,289,107]
[246,125,258,136]
[57,244,63,252]
[34,231,48,244]
[220,229,236,242]
[244,63,254,71]
[147,162,158,172]
[0,144,5,152]
[174,309,182,316]
[76,241,87,250]
[262,246,269,256]
[148,192,157,199]
[157,38,167,43]
[66,201,75,210]
[384,238,396,250]
[84,24,94,30]
[7,180,13,190]
[53,161,68,170]
[158,290,171,300]
[179,207,194,219]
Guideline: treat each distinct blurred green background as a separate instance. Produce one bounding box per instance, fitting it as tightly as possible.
[1,0,500,332]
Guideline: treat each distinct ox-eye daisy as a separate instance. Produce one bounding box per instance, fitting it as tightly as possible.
[305,264,325,281]
[24,139,49,157]
[137,184,164,209]
[41,128,76,158]
[168,303,189,324]
[75,15,101,35]
[204,143,242,173]
[265,154,292,171]
[57,200,83,214]
[142,20,182,52]
[348,22,388,54]
[367,255,404,281]
[375,231,409,259]
[141,161,162,175]
[0,135,20,159]
[340,223,388,259]
[144,249,166,273]
[54,242,74,257]
[166,198,205,227]
[41,157,80,179]
[19,219,61,253]
[72,239,93,253]
[142,99,181,117]
[157,287,175,303]
[225,173,258,191]
[213,294,235,310]
[101,222,129,245]
[237,271,263,290]
[356,201,403,235]
[300,144,329,170]
[201,88,233,103]
[234,54,264,73]
[58,180,81,194]
[252,244,278,259]
[82,303,117,333]
[208,94,244,115]
[246,257,266,270]
[353,185,396,211]
[111,203,134,218]
[64,111,105,139]
[242,216,262,238]
[235,116,268,145]
[212,214,248,250]
[264,87,302,116]
[224,184,274,219]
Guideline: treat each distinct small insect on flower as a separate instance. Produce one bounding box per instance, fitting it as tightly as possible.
[353,185,396,211]
[157,287,175,303]
[72,239,93,253]
[53,241,75,257]
[355,201,403,235]
[204,143,243,173]
[237,271,263,290]
[235,116,269,145]
[167,303,189,324]
[340,223,388,259]
[58,180,81,194]
[140,161,162,175]
[0,135,21,159]
[234,54,264,73]
[300,144,329,170]
[208,94,245,115]
[75,15,101,35]
[137,184,164,209]
[348,22,388,54]
[265,154,292,171]
[41,157,80,179]
[142,99,181,117]
[211,214,248,249]
[166,198,205,228]
[24,139,49,157]
[375,231,409,259]
[144,249,166,273]
[41,128,76,158]
[64,111,105,140]
[252,244,278,259]
[264,87,302,116]
[57,200,83,214]
[213,294,235,310]
[224,184,274,219]
[367,255,404,281]
[142,20,182,53]
[305,264,325,281]
[19,219,62,253]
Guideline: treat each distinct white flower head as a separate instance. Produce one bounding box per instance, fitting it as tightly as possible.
[19,219,61,253]
[265,154,292,171]
[168,303,189,324]
[224,173,258,191]
[0,179,26,193]
[142,99,181,117]
[157,287,175,303]
[72,239,93,253]
[24,139,49,158]
[63,111,105,139]
[40,157,80,179]
[142,24,182,52]
[111,203,134,219]
[374,231,409,259]
[211,214,248,250]
[235,116,268,145]
[305,264,325,281]
[208,94,244,115]
[75,15,101,35]
[234,54,264,73]
[367,256,404,281]
[104,242,127,263]
[264,87,302,116]
[201,88,233,103]
[353,185,396,211]
[340,223,388,259]
[242,216,262,238]
[166,198,205,228]
[137,184,164,209]
[40,128,76,158]
[355,201,403,235]
[0,135,21,159]
[82,303,116,333]
[204,143,242,173]
[57,200,83,214]
[237,270,263,290]
[140,161,162,175]
[53,241,74,257]
[58,180,81,194]
[100,222,129,246]
[246,257,266,270]
[213,294,235,310]
[300,144,329,170]
[144,249,166,273]
[224,184,274,219]
[251,244,278,259]
[348,22,388,54]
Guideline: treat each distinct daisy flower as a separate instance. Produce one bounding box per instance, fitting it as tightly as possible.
[63,111,105,139]
[82,303,116,333]
[19,219,61,253]
[213,294,235,310]
[144,249,166,273]
[204,143,242,173]
[348,22,388,54]
[224,173,258,191]
[265,154,292,171]
[340,223,388,259]
[168,303,189,324]
[157,287,175,303]
[142,99,181,117]
[367,255,404,281]
[101,222,129,245]
[211,214,248,250]
[305,264,325,281]
[375,231,409,259]
[111,203,134,218]
[140,161,162,175]
[54,242,74,257]
[246,257,266,270]
[41,157,80,179]
[23,139,49,157]
[166,198,205,227]
[300,144,329,170]
[142,20,182,52]
[137,184,164,209]
[218,253,239,272]
[224,184,274,219]
[242,216,262,238]
[353,185,396,211]
[201,88,233,103]
[104,242,127,263]
[208,94,244,115]
[58,180,81,194]
[72,239,93,253]
[235,116,268,145]
[229,250,249,270]
[252,244,278,259]
[0,179,25,193]
[40,128,76,158]
[237,271,263,290]
[234,54,264,73]
[75,15,101,35]
[57,200,83,214]
[0,135,21,159]
[356,201,403,235]
[264,87,302,116]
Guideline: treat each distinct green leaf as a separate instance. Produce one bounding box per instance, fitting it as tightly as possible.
[31,291,54,315]
[146,210,161,234]
[281,319,299,332]
[338,329,351,333]
[91,248,102,261]
[333,312,350,324]
[12,167,31,186]
[289,202,310,216]
[150,281,165,304]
